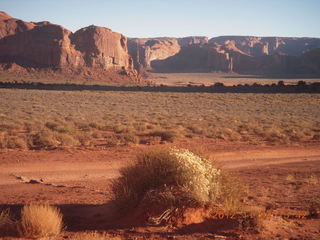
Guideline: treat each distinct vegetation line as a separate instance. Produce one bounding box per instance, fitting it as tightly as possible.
[0,81,319,93]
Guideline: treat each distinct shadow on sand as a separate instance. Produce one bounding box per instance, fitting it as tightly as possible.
[0,203,241,237]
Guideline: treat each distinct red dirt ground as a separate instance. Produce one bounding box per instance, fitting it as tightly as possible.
[1,139,319,239]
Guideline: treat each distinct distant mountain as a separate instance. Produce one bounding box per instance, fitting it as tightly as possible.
[129,36,320,74]
[0,11,319,79]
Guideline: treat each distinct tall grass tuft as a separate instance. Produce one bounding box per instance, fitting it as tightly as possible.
[18,204,63,238]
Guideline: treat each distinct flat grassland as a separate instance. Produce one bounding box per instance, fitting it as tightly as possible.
[0,88,320,239]
[0,89,319,150]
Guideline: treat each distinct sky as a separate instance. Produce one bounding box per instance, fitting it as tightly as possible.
[1,0,320,38]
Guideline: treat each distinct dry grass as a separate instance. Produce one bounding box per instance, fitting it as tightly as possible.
[18,204,63,238]
[69,231,122,240]
[0,89,319,149]
[112,148,244,217]
[149,130,176,142]
[0,209,16,236]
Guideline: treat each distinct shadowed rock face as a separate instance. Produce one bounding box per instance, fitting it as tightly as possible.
[178,36,208,47]
[209,36,320,57]
[128,38,181,71]
[151,45,230,73]
[128,37,211,72]
[0,12,135,78]
[129,35,320,74]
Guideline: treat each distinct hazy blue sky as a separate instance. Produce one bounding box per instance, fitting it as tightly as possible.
[1,0,320,38]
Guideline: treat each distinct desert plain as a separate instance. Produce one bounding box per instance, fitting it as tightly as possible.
[0,77,320,239]
[0,8,320,240]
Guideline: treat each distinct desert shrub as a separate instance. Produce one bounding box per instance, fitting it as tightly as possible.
[6,137,28,149]
[18,204,63,238]
[56,133,79,147]
[187,125,204,135]
[45,121,59,131]
[0,137,6,149]
[143,136,162,145]
[0,209,16,236]
[218,174,246,212]
[76,123,91,131]
[0,123,19,131]
[89,122,99,129]
[105,135,119,147]
[112,125,125,134]
[24,122,37,133]
[112,148,244,215]
[0,136,28,150]
[30,130,59,149]
[91,131,102,138]
[149,130,176,142]
[77,132,92,146]
[117,133,139,145]
[308,194,320,218]
[45,121,75,134]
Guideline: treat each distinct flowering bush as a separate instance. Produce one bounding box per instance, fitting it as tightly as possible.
[112,148,243,215]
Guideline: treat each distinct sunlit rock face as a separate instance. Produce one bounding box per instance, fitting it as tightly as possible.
[0,11,136,81]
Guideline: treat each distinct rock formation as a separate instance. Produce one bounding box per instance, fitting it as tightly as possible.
[129,35,320,74]
[0,11,319,77]
[71,26,133,70]
[0,12,137,82]
[178,36,208,46]
[151,45,229,73]
[209,36,320,57]
[128,38,181,71]
[0,11,36,39]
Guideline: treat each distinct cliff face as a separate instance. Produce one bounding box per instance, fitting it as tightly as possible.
[0,24,77,68]
[0,11,36,39]
[128,36,213,72]
[129,35,320,74]
[128,38,181,71]
[151,45,229,73]
[71,26,133,70]
[1,11,319,77]
[178,36,208,46]
[209,36,320,57]
[0,12,136,81]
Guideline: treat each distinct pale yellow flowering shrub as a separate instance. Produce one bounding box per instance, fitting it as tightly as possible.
[169,148,221,202]
[112,148,244,215]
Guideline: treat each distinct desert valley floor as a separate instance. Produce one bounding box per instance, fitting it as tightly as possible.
[0,140,320,239]
[0,87,320,240]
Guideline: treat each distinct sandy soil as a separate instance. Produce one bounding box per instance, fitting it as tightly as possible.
[1,140,319,239]
[148,72,320,86]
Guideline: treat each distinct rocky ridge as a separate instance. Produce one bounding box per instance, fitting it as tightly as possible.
[0,12,138,82]
[0,11,319,78]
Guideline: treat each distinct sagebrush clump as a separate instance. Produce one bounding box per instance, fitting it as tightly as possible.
[112,148,244,217]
